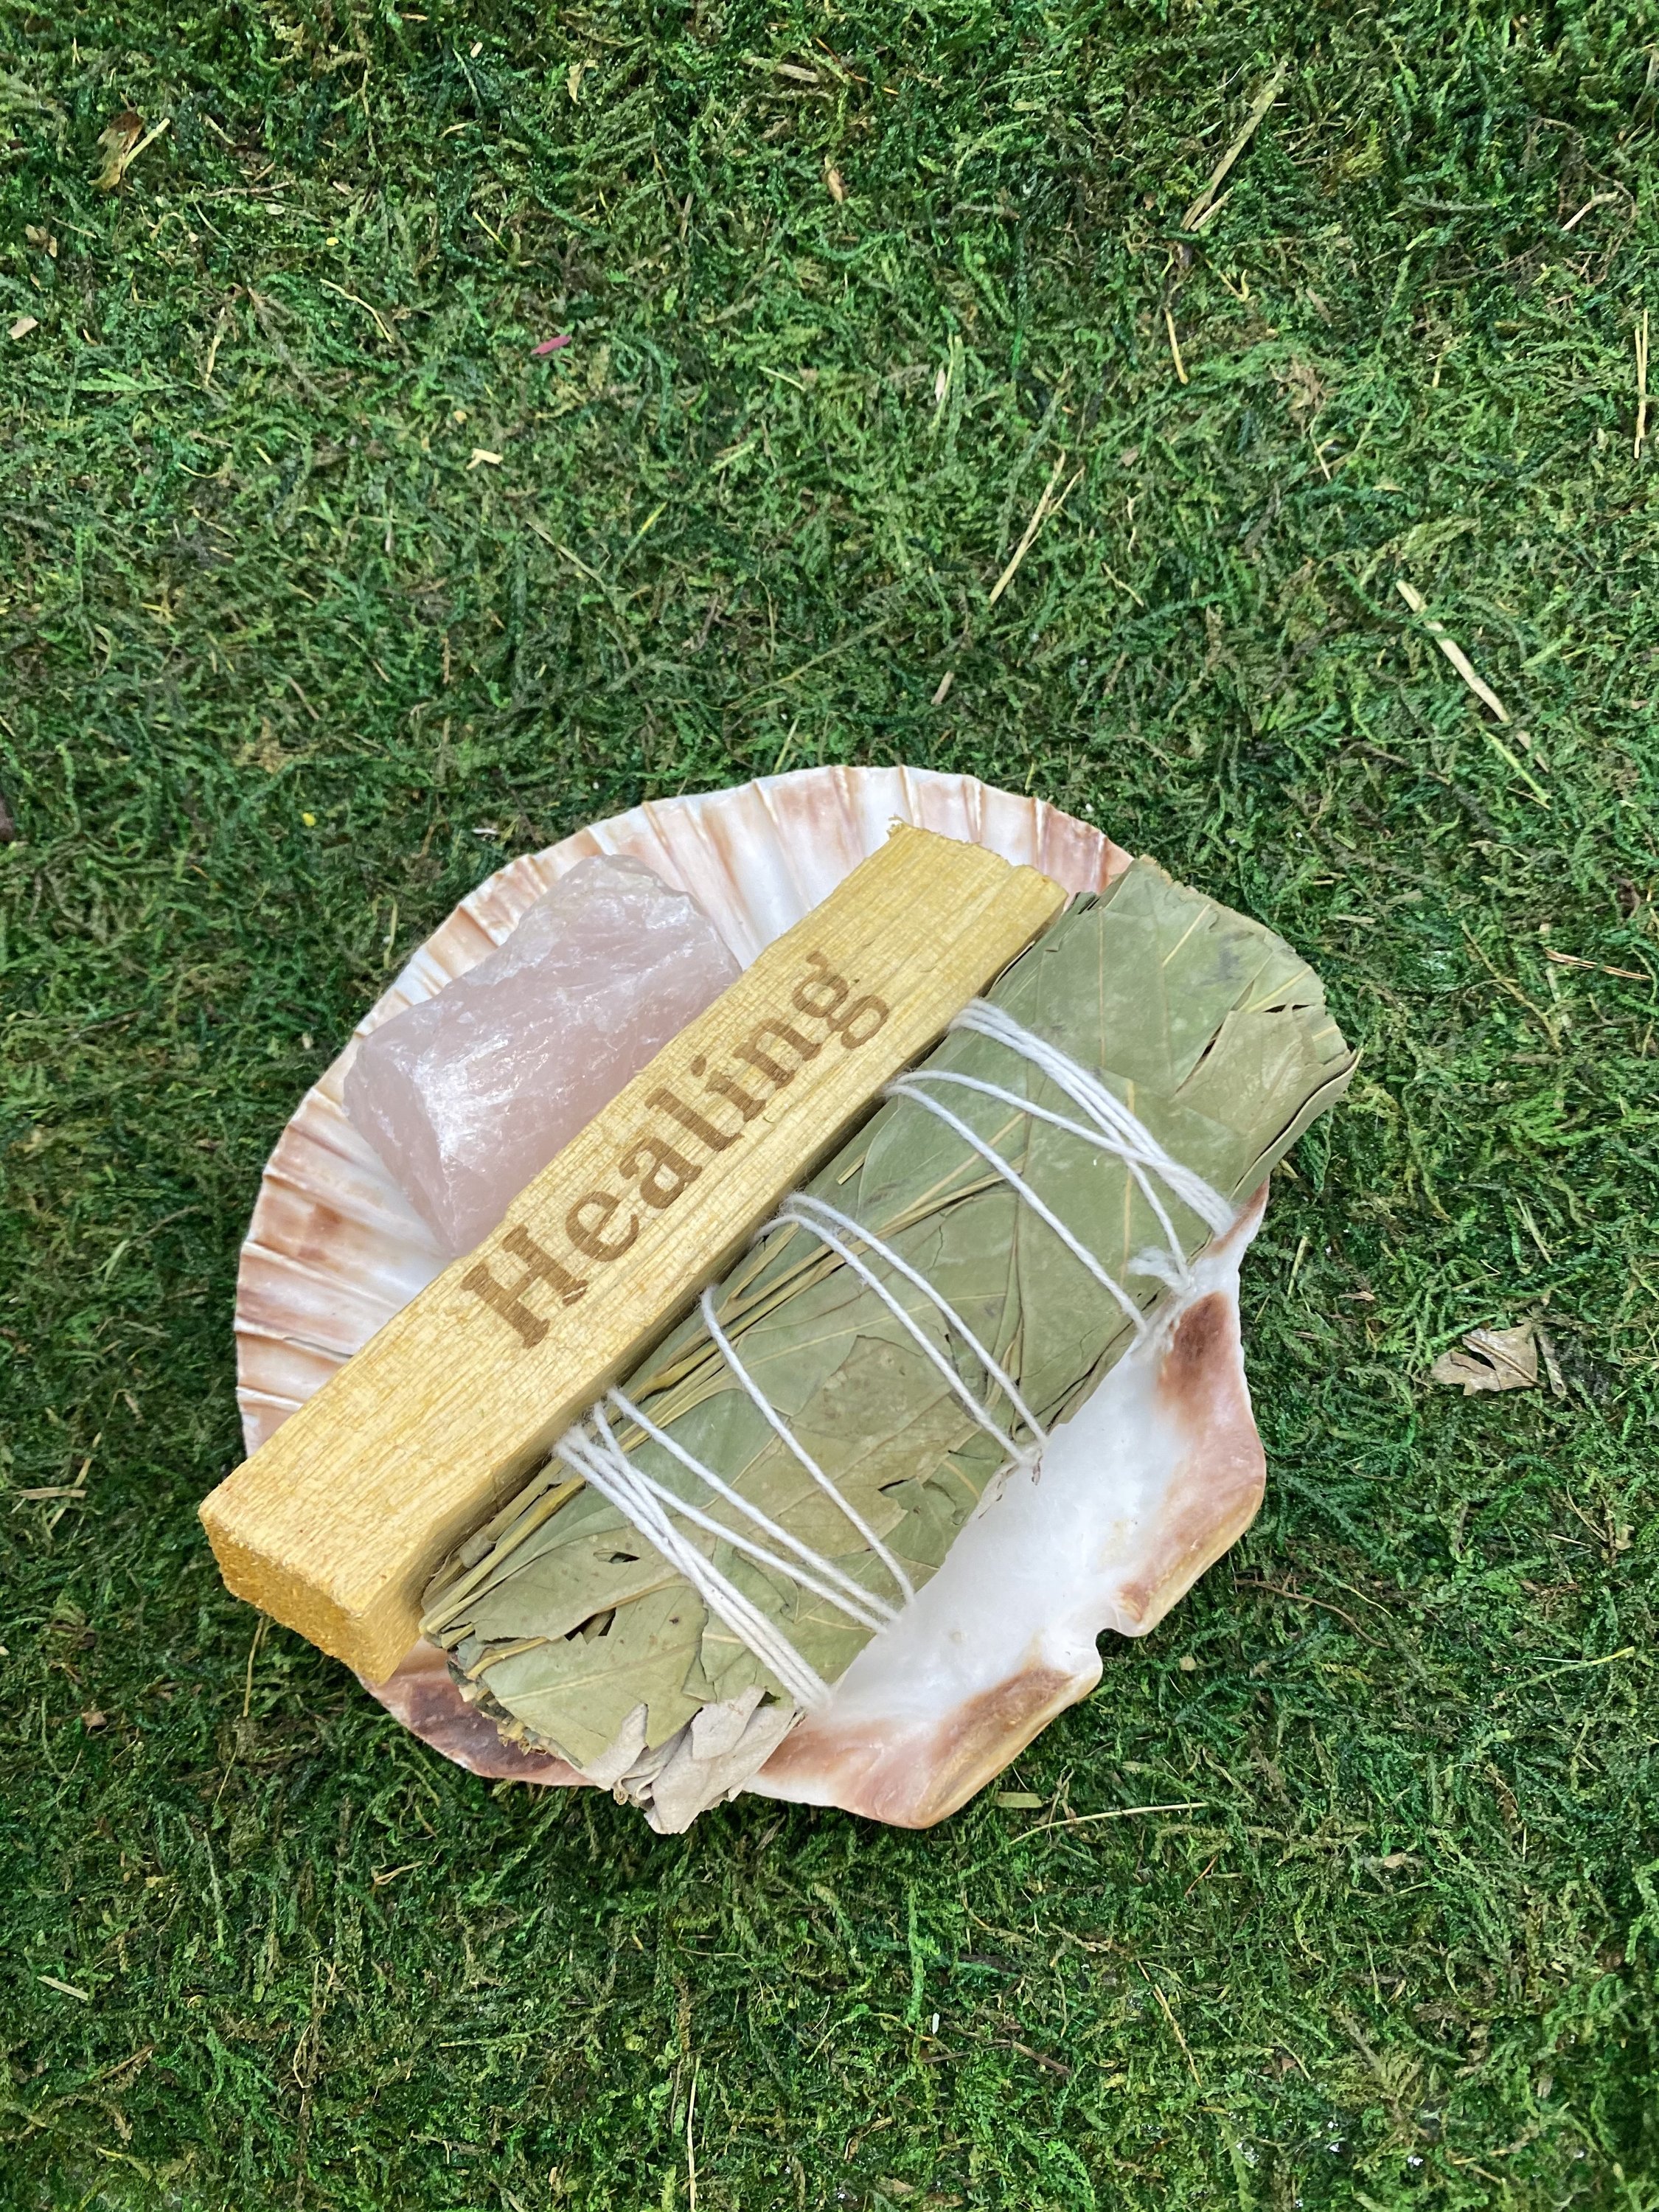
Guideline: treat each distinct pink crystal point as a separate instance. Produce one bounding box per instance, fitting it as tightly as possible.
[344,855,742,1256]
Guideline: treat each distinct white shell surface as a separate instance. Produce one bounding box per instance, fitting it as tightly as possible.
[234,768,1128,1452]
[751,1192,1270,1827]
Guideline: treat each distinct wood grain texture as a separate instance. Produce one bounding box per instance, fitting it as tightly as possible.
[200,825,1067,1680]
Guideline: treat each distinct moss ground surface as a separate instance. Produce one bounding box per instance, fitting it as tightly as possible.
[4,3,1659,2206]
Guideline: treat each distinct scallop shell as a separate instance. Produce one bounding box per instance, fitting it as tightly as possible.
[751,1192,1268,1826]
[233,768,1265,1816]
[234,767,1127,1452]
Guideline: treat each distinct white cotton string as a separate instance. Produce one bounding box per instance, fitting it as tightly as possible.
[607,1386,894,1631]
[894,1067,1189,1271]
[949,1002,1235,1239]
[554,1409,831,1710]
[891,1002,1235,1332]
[780,1193,1047,1450]
[700,1287,915,1607]
[554,1422,825,1708]
[887,1079,1150,1337]
[777,1192,1042,1465]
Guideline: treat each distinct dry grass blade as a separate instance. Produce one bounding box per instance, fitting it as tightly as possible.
[1012,1800,1204,1841]
[1180,60,1290,232]
[1543,947,1649,982]
[1164,306,1189,385]
[743,52,820,84]
[1537,1328,1568,1399]
[1459,924,1559,1043]
[320,279,402,351]
[1396,580,1553,805]
[1395,580,1510,722]
[686,2061,699,2212]
[1141,1969,1200,2081]
[1561,190,1619,232]
[987,453,1079,605]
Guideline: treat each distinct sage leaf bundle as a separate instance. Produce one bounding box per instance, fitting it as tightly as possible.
[423,859,1354,1825]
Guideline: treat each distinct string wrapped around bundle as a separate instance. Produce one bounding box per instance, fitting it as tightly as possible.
[422,858,1354,1829]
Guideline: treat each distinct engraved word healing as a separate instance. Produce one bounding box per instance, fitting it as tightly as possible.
[461,949,889,1347]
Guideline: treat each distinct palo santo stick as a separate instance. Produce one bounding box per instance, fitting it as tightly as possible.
[201,826,1068,1680]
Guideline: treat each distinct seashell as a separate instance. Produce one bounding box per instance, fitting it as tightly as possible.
[234,767,1268,1815]
[751,1189,1269,1826]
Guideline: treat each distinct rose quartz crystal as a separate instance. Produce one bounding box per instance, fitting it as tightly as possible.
[344,855,741,1256]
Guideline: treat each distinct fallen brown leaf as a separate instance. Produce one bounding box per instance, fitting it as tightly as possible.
[1430,1321,1540,1394]
[94,110,144,190]
[95,110,169,192]
[824,159,847,204]
[8,316,38,341]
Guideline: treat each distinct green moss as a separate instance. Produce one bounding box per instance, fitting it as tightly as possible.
[1,1,1656,2205]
